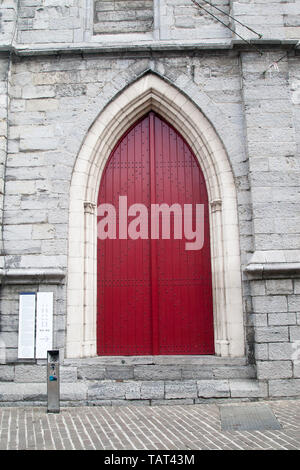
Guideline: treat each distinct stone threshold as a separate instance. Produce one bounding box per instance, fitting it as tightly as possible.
[64,355,248,366]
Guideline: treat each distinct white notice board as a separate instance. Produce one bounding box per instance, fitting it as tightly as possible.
[18,293,36,359]
[35,292,54,359]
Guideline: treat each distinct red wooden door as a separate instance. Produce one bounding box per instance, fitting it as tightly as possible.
[97,112,214,355]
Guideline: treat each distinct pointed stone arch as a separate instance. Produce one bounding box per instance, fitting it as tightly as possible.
[66,72,244,358]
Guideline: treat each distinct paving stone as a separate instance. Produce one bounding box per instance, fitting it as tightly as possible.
[1,399,300,450]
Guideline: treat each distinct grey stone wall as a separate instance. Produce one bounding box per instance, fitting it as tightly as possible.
[5,52,248,272]
[251,278,300,397]
[0,1,300,403]
[1,51,251,364]
[17,0,85,44]
[0,0,17,46]
[160,0,231,40]
[241,52,300,254]
[240,50,300,396]
[0,55,10,272]
[0,283,66,363]
[93,0,154,34]
[2,0,300,46]
[1,0,233,45]
[1,47,300,399]
[231,0,300,40]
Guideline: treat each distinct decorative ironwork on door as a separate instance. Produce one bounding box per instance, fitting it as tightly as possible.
[97,112,215,355]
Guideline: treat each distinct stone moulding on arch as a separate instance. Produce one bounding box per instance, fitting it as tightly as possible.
[66,71,244,359]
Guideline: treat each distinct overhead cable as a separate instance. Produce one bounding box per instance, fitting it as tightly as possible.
[196,0,262,39]
[190,0,264,55]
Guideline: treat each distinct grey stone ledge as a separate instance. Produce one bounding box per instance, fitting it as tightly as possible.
[0,39,298,57]
[0,268,66,285]
[64,355,248,367]
[245,251,300,280]
[246,263,300,280]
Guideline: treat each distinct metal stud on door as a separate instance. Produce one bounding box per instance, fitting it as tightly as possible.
[97,112,214,355]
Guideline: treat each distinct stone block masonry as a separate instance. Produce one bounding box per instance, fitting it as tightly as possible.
[93,1,154,34]
[231,0,300,40]
[250,278,300,395]
[0,357,263,405]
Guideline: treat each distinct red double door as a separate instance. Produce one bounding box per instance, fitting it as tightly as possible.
[97,112,214,355]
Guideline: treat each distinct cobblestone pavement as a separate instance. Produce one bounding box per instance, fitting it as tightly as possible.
[0,400,300,450]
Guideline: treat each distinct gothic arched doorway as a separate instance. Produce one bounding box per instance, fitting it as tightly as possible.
[97,112,215,355]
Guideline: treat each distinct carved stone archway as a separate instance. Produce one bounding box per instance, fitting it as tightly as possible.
[66,72,244,358]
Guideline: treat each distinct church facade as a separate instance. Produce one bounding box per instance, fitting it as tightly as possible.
[0,0,300,404]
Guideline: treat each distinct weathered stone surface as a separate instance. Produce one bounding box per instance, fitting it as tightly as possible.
[290,326,300,342]
[181,366,214,379]
[269,342,295,361]
[134,366,181,381]
[165,381,197,399]
[266,279,293,295]
[94,0,153,34]
[256,361,293,379]
[255,343,268,360]
[152,399,194,406]
[0,365,14,382]
[105,366,134,380]
[60,383,87,401]
[252,296,288,314]
[229,380,268,398]
[197,380,230,398]
[15,365,46,383]
[212,366,256,379]
[87,382,126,400]
[288,296,300,312]
[268,313,296,326]
[269,379,300,397]
[77,366,106,380]
[293,362,300,378]
[124,382,141,400]
[60,366,77,383]
[0,383,46,402]
[255,327,289,343]
[140,381,164,400]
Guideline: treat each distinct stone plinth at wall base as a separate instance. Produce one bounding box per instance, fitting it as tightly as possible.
[0,379,288,406]
[0,364,296,405]
[0,358,298,405]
